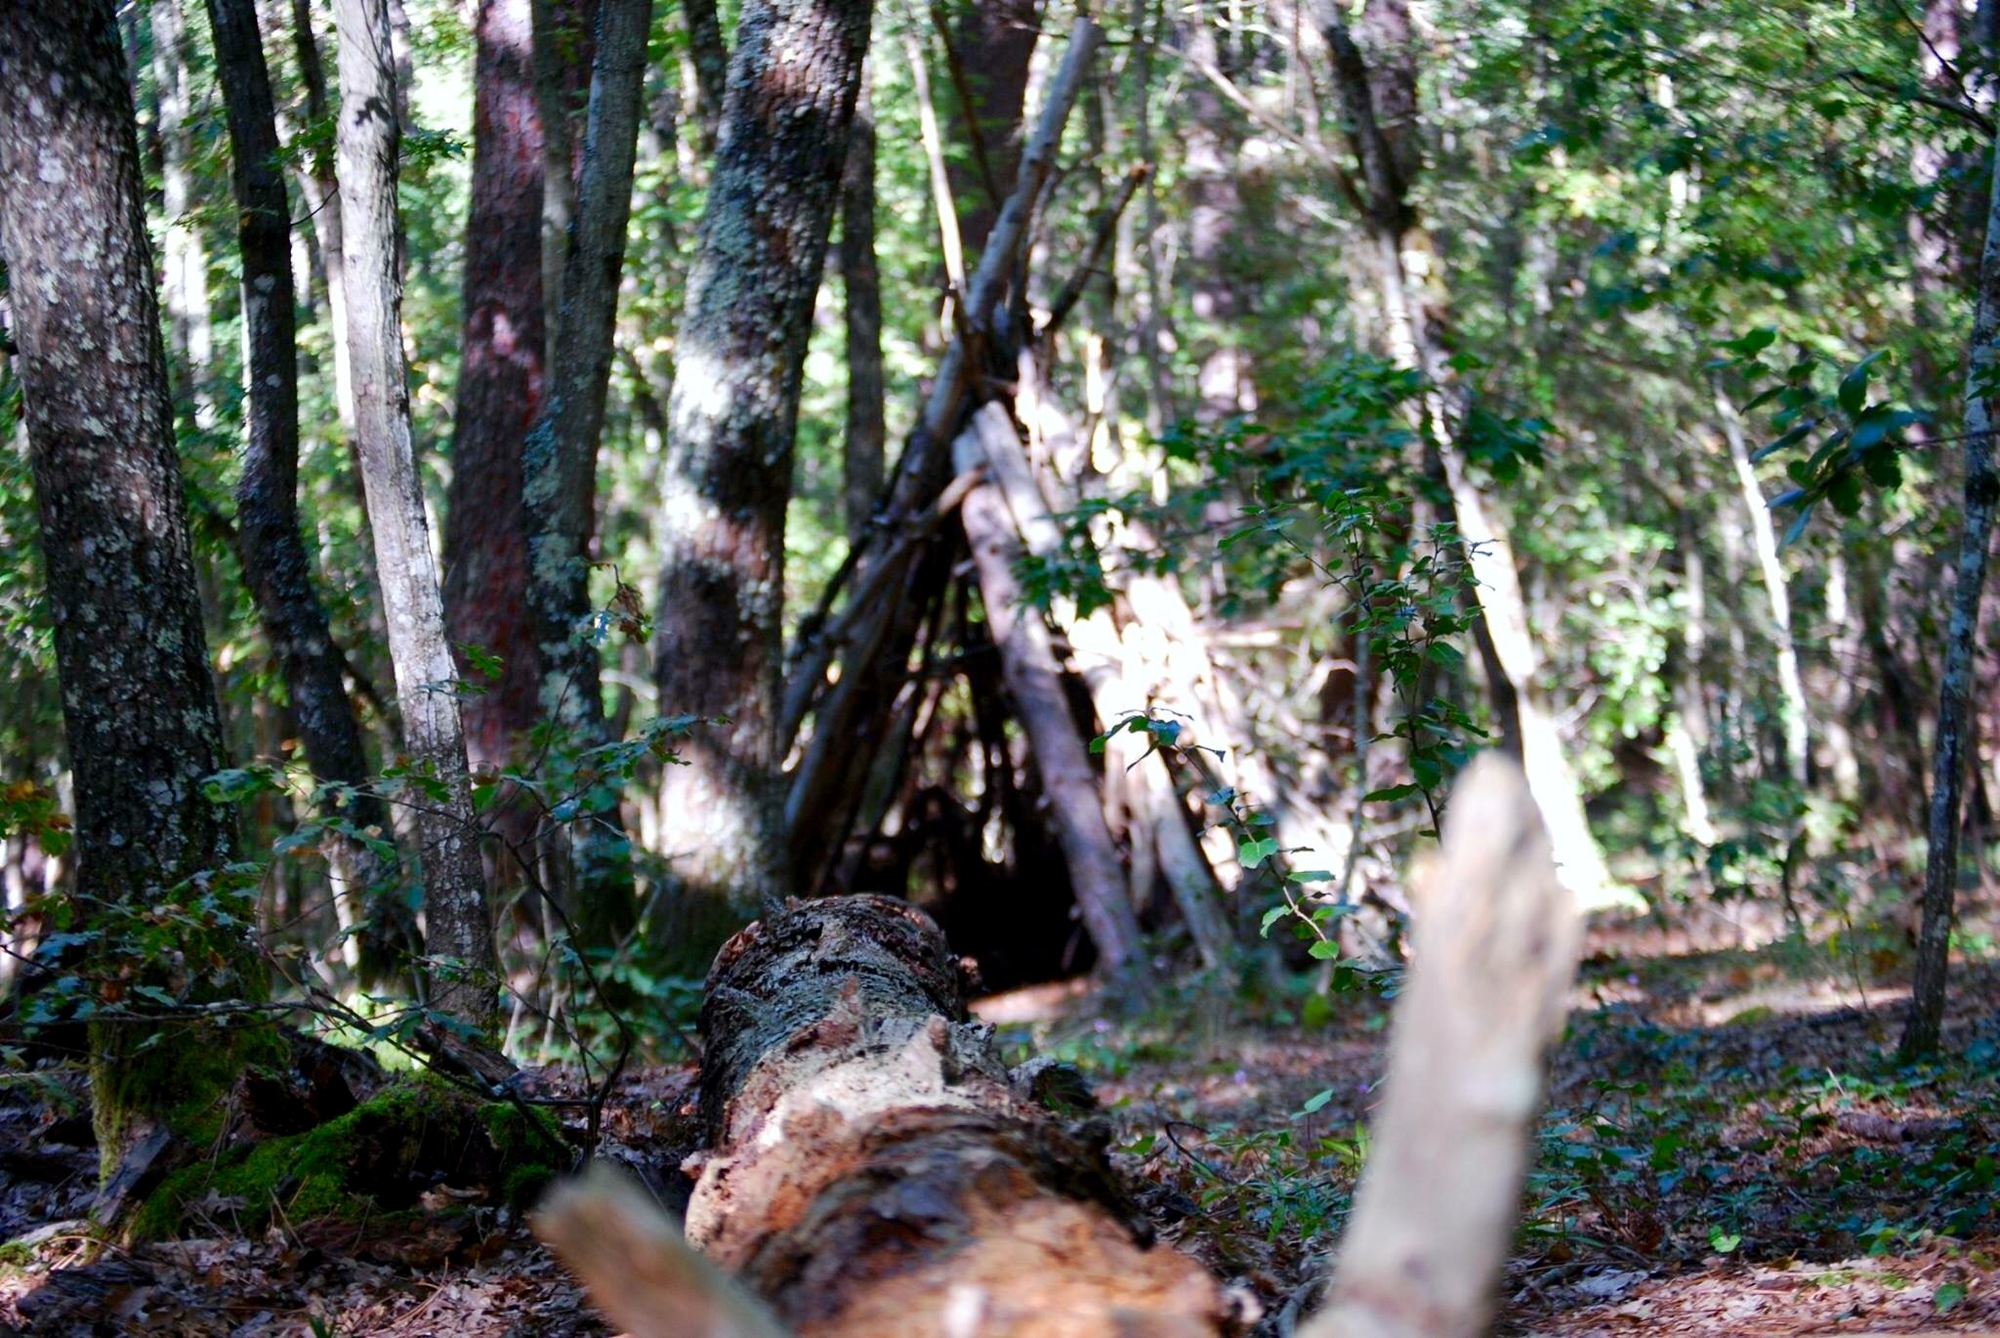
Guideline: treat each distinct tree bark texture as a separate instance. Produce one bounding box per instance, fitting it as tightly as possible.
[522,0,652,948]
[680,895,1223,1334]
[445,0,549,770]
[204,0,402,972]
[953,406,1146,975]
[1903,125,2000,1058]
[0,0,266,1169]
[653,0,872,957]
[290,0,359,428]
[840,69,886,546]
[332,0,499,1028]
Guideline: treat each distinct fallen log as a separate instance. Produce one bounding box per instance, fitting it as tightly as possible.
[543,893,1225,1336]
[538,756,1577,1338]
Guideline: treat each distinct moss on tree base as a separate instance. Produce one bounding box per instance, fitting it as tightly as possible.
[132,1080,566,1240]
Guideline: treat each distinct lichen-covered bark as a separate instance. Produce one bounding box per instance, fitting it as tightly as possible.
[654,0,872,960]
[332,0,499,1028]
[204,0,403,979]
[839,71,884,546]
[683,895,1223,1334]
[521,0,650,948]
[1903,124,2000,1058]
[0,0,269,1171]
[444,0,548,771]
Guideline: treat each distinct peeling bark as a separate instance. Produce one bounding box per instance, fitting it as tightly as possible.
[682,895,1222,1334]
[0,0,268,1170]
[332,0,499,1028]
[653,0,872,959]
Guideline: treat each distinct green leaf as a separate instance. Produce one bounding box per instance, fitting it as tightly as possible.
[1709,1227,1742,1254]
[1307,940,1340,960]
[1287,869,1335,883]
[1299,1087,1334,1115]
[1363,783,1421,803]
[1259,905,1290,937]
[1935,1282,1967,1314]
[1238,837,1280,869]
[1837,355,1876,416]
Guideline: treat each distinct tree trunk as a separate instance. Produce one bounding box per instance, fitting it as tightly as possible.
[532,0,598,365]
[1302,756,1579,1338]
[955,406,1147,976]
[0,0,272,1176]
[542,895,1226,1336]
[290,0,359,429]
[680,0,729,153]
[1903,125,2000,1059]
[332,0,499,1028]
[1717,403,1810,790]
[521,0,651,948]
[840,69,886,547]
[1319,0,1619,907]
[942,0,1039,258]
[151,0,217,422]
[653,0,872,963]
[204,0,404,978]
[445,0,549,771]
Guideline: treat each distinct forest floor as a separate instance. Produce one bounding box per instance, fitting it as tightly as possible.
[2,894,1998,1335]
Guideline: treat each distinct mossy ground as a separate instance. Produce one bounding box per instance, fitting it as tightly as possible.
[132,1079,564,1239]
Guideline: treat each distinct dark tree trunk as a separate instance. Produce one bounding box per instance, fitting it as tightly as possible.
[653,0,873,964]
[445,0,549,771]
[680,0,729,153]
[1904,124,2000,1058]
[332,0,500,1028]
[204,0,404,977]
[0,0,271,1173]
[521,0,652,948]
[532,0,598,361]
[840,69,885,546]
[942,0,1039,257]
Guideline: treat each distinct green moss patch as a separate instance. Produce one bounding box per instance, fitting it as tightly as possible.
[132,1080,566,1240]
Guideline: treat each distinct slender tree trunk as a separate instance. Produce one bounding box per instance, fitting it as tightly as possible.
[0,0,272,1179]
[841,68,886,546]
[152,0,217,422]
[1320,0,1618,906]
[290,0,359,429]
[532,0,598,364]
[680,0,728,153]
[445,0,549,770]
[653,0,872,964]
[332,0,499,1028]
[1903,127,2000,1059]
[1717,403,1810,790]
[205,0,404,976]
[521,0,652,948]
[941,0,1039,257]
